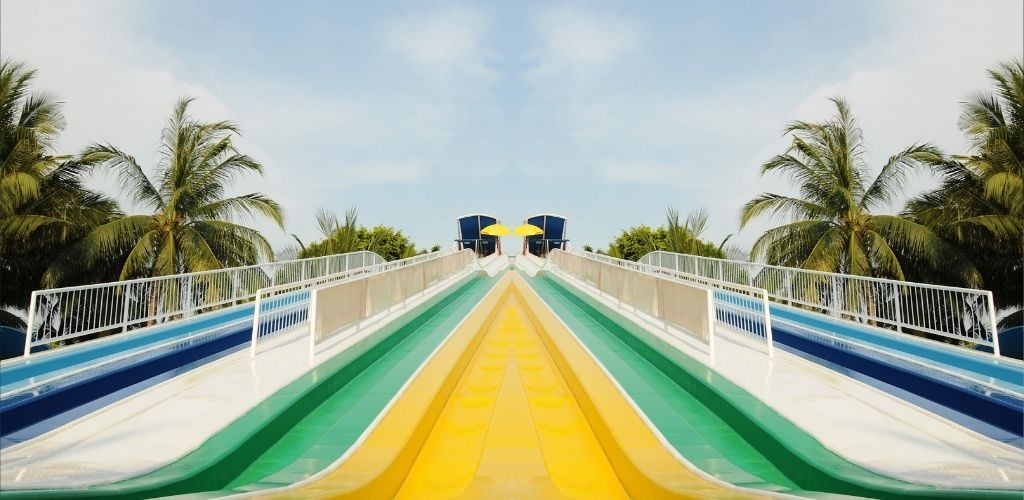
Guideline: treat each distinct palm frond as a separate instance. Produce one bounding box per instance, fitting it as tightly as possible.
[861,143,943,211]
[80,143,163,208]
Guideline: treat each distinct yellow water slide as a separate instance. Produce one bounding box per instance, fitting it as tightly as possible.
[276,272,755,499]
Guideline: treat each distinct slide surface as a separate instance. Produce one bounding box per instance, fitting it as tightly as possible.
[283,273,747,498]
[0,274,495,498]
[529,272,1023,499]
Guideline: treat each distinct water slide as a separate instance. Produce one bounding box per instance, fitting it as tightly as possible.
[0,273,495,498]
[3,267,1021,498]
[636,251,1024,446]
[267,272,750,498]
[527,271,1022,498]
[0,253,386,445]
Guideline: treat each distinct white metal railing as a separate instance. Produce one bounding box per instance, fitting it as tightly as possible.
[555,250,773,355]
[23,251,386,356]
[249,250,473,356]
[639,250,1000,356]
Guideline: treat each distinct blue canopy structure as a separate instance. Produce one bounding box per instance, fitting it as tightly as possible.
[524,213,568,257]
[456,213,500,256]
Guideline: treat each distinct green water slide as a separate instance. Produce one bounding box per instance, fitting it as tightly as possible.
[527,272,1021,500]
[5,273,497,500]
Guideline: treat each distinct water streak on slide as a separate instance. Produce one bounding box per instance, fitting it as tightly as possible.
[282,273,749,498]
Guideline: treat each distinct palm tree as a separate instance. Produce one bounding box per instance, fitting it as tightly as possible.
[0,60,120,327]
[905,58,1023,323]
[665,207,725,258]
[740,97,977,285]
[46,97,284,285]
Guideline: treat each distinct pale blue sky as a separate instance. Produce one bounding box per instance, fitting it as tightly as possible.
[3,0,1022,254]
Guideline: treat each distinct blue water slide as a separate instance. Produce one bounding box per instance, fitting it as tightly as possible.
[0,290,308,446]
[712,289,1024,447]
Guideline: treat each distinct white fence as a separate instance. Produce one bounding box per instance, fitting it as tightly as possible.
[549,250,720,353]
[22,251,385,356]
[249,250,469,357]
[555,250,773,356]
[639,250,1000,356]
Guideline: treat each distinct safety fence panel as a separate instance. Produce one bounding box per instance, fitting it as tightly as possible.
[549,250,714,348]
[657,279,712,344]
[598,264,628,298]
[306,250,476,353]
[312,280,366,344]
[639,250,999,356]
[249,251,455,356]
[645,263,774,357]
[625,271,660,318]
[23,250,385,356]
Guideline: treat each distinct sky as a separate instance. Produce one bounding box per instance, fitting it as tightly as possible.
[2,0,1022,255]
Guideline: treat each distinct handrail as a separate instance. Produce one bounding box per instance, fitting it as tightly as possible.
[250,249,474,357]
[23,250,386,356]
[548,250,719,353]
[303,249,476,356]
[555,250,774,356]
[638,250,1000,356]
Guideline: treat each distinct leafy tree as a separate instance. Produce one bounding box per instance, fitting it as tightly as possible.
[740,97,977,284]
[608,225,666,261]
[606,207,726,261]
[357,225,417,261]
[298,206,360,258]
[665,207,725,258]
[298,207,425,261]
[905,58,1023,324]
[0,60,120,327]
[46,97,284,284]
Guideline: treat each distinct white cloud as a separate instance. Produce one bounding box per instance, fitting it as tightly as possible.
[794,0,1022,164]
[599,161,707,189]
[532,6,640,73]
[326,161,424,187]
[2,1,233,210]
[382,7,494,79]
[782,0,1023,216]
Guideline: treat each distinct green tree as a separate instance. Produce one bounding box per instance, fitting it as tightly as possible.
[607,208,726,261]
[607,225,666,261]
[298,207,360,258]
[905,58,1023,324]
[298,207,423,262]
[665,207,726,258]
[0,60,120,327]
[740,97,977,284]
[357,225,417,261]
[46,98,284,284]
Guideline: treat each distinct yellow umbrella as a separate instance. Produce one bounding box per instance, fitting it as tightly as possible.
[481,223,510,236]
[513,224,544,236]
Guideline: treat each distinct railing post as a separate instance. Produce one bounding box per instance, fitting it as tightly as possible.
[892,282,902,334]
[250,293,263,358]
[24,292,38,357]
[121,284,131,332]
[987,291,1001,357]
[762,290,774,358]
[783,270,792,305]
